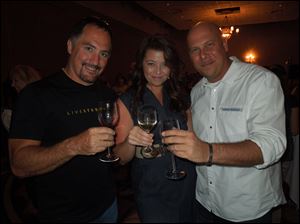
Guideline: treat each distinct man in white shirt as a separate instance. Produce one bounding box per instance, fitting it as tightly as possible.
[162,21,286,222]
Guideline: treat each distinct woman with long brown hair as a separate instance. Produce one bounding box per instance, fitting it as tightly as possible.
[114,35,196,222]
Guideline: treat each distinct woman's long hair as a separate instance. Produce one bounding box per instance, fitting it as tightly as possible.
[130,35,189,120]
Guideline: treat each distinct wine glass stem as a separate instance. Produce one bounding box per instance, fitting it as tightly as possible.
[171,153,177,173]
[107,147,112,157]
[145,130,152,152]
[145,131,152,152]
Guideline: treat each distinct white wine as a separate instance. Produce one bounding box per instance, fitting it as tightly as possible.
[138,120,157,132]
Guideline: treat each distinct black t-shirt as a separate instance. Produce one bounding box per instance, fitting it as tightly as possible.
[9,70,117,222]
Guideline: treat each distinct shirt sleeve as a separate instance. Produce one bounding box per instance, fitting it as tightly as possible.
[246,71,287,169]
[9,85,46,140]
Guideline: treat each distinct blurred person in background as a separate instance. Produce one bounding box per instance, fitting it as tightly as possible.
[1,65,42,131]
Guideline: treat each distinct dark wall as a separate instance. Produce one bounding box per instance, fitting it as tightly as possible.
[228,20,299,67]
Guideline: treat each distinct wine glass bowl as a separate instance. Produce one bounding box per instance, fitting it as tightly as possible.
[98,100,119,163]
[137,105,158,158]
[161,118,186,180]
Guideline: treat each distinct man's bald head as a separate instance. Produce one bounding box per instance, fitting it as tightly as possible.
[187,21,223,42]
[186,21,231,83]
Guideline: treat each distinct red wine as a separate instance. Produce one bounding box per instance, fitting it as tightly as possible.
[98,113,114,128]
[100,119,114,128]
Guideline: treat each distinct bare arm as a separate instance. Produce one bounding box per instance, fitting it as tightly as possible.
[162,129,263,166]
[9,127,115,177]
[186,108,193,131]
[114,99,153,165]
[210,140,263,166]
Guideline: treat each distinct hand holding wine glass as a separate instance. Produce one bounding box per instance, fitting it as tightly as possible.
[137,105,158,158]
[161,118,186,180]
[98,100,119,162]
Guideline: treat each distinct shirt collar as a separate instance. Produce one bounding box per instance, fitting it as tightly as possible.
[200,56,243,87]
[222,56,243,84]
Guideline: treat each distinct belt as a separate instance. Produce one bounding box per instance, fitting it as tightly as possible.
[135,144,166,159]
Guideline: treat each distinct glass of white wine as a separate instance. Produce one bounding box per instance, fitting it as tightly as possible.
[137,105,158,158]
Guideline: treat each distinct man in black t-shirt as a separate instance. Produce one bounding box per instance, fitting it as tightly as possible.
[9,16,118,223]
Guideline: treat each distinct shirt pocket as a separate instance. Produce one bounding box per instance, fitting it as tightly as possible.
[218,106,248,141]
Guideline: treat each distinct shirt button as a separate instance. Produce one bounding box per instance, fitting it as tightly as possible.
[209,181,212,184]
[210,126,212,129]
[211,107,214,110]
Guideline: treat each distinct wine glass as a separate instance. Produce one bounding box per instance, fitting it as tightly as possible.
[161,118,186,180]
[137,105,158,158]
[98,100,119,163]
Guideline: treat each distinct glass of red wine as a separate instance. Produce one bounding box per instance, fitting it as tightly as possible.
[98,100,119,163]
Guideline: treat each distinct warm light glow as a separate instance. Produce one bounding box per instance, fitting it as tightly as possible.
[245,52,256,63]
[219,27,232,40]
[219,16,240,41]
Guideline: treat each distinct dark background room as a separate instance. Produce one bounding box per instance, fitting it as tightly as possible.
[1,1,299,223]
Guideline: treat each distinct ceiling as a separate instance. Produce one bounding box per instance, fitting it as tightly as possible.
[135,1,299,30]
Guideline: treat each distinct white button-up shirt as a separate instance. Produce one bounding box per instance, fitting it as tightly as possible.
[191,57,286,222]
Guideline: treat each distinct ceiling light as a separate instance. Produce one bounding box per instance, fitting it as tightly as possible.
[219,16,240,41]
